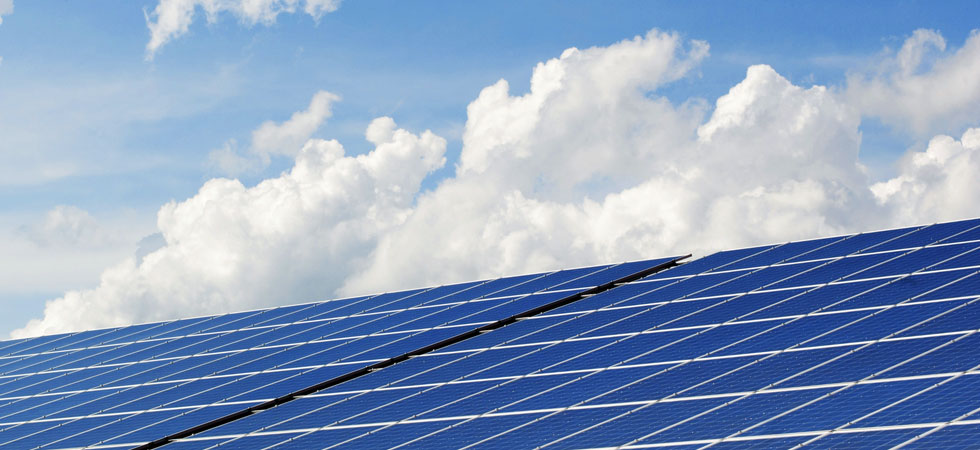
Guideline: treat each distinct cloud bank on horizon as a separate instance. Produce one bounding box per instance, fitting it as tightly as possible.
[13,28,980,338]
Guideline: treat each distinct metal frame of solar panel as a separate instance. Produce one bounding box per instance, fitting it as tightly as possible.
[0,257,680,449]
[3,217,980,449]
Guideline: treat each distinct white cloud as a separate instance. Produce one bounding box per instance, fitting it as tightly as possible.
[209,90,339,175]
[13,115,445,338]
[0,0,12,26]
[13,29,980,338]
[343,59,873,294]
[19,205,115,249]
[847,29,980,135]
[145,0,341,59]
[251,91,339,160]
[872,128,980,224]
[0,208,155,306]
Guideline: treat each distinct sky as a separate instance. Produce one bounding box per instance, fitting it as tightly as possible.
[1,1,980,338]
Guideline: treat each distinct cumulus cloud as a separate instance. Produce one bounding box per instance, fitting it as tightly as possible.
[872,128,980,224]
[145,0,341,58]
[13,29,980,338]
[18,205,115,249]
[847,29,980,135]
[13,113,444,338]
[344,58,873,293]
[0,0,12,26]
[208,90,339,174]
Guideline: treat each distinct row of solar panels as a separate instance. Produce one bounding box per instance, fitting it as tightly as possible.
[2,218,980,449]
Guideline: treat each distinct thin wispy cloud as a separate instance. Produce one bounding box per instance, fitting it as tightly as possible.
[144,0,341,59]
[0,0,12,26]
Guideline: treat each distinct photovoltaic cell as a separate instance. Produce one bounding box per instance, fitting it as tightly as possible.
[2,218,980,449]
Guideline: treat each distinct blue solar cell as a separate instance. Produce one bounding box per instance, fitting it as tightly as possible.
[931,247,980,271]
[742,281,880,319]
[489,269,584,298]
[746,378,936,435]
[357,381,495,422]
[805,300,971,347]
[768,252,900,289]
[653,389,833,442]
[474,405,637,449]
[645,246,774,280]
[801,428,923,449]
[787,226,918,261]
[697,261,824,297]
[632,321,779,364]
[884,333,980,377]
[870,219,980,252]
[369,282,484,313]
[590,358,751,404]
[0,333,76,358]
[668,291,798,328]
[215,431,312,449]
[578,299,732,337]
[547,400,727,448]
[622,270,753,304]
[545,257,678,292]
[104,404,246,446]
[824,270,972,312]
[268,388,426,431]
[398,347,532,386]
[708,437,812,449]
[686,347,852,396]
[782,336,953,388]
[556,279,677,313]
[844,242,980,280]
[159,437,233,449]
[340,419,462,448]
[909,423,980,449]
[473,341,597,379]
[716,310,872,356]
[2,418,114,448]
[397,414,543,450]
[0,390,109,423]
[854,374,980,427]
[51,410,185,448]
[498,311,619,345]
[258,427,379,449]
[722,237,847,271]
[916,271,980,301]
[454,291,574,325]
[894,299,980,337]
[944,222,980,244]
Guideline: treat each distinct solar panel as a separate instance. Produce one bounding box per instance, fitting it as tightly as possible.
[2,218,980,449]
[0,258,678,449]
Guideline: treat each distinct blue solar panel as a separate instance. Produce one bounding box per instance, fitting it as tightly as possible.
[0,257,678,449]
[130,218,978,450]
[4,218,980,449]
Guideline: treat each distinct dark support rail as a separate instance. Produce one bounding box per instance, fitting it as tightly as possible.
[134,255,688,450]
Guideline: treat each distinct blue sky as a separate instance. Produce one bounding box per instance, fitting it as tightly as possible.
[2,1,980,338]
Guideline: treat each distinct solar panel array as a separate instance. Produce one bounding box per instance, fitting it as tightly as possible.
[3,218,980,449]
[0,258,679,449]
